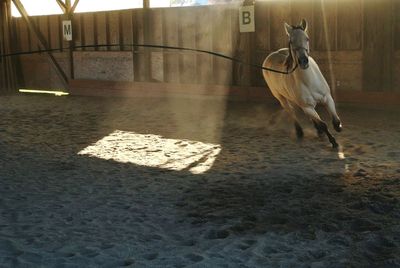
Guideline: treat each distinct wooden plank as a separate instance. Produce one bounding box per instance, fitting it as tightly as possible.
[58,15,65,51]
[29,17,39,51]
[49,16,61,51]
[118,12,124,51]
[270,0,291,51]
[363,0,394,91]
[149,9,163,45]
[195,6,213,84]
[291,0,314,49]
[73,13,82,51]
[313,0,336,51]
[179,7,196,84]
[120,10,133,51]
[163,8,179,83]
[212,6,233,85]
[82,13,95,50]
[337,0,362,50]
[12,19,21,53]
[394,1,400,51]
[248,2,270,87]
[233,4,252,87]
[133,9,146,81]
[108,11,120,50]
[39,16,50,49]
[254,1,270,51]
[16,18,30,52]
[149,9,163,81]
[95,12,107,50]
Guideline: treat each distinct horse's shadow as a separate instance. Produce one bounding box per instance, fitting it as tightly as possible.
[177,132,351,237]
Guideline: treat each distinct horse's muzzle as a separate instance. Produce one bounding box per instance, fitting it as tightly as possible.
[298,56,309,69]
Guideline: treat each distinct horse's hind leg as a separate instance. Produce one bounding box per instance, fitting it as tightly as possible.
[325,95,342,132]
[287,100,304,138]
[313,121,324,138]
[276,97,304,138]
[303,107,338,148]
[294,121,304,138]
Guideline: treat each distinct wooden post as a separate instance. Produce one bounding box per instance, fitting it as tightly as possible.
[142,0,151,81]
[0,0,18,94]
[65,0,75,79]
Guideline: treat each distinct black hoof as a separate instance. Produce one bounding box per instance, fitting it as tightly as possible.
[333,119,342,132]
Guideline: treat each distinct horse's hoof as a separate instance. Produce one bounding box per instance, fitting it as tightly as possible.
[333,120,342,132]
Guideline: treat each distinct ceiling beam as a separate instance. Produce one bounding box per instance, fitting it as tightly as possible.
[55,0,67,13]
[70,0,80,14]
[65,0,71,12]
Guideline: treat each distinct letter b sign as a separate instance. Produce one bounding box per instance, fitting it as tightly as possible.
[239,6,255,33]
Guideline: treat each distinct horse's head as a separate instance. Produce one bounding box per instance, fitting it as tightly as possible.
[284,19,310,70]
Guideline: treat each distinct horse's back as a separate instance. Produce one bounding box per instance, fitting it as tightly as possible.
[262,49,289,97]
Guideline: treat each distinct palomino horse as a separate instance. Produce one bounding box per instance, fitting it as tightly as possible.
[262,19,342,148]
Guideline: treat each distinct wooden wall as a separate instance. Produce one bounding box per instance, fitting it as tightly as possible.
[11,0,400,95]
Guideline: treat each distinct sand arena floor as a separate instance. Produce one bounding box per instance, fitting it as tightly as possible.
[0,95,399,267]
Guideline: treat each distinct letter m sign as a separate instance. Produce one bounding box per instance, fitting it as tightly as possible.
[239,6,255,33]
[62,20,73,41]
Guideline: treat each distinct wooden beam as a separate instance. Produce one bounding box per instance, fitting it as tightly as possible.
[55,0,66,13]
[12,0,69,86]
[62,0,77,79]
[70,0,80,14]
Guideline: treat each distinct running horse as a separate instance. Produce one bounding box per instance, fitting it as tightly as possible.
[262,19,342,148]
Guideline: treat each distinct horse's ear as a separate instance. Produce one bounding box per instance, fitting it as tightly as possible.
[284,22,293,36]
[300,19,308,32]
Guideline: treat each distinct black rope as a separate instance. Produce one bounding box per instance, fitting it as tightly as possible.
[0,43,298,75]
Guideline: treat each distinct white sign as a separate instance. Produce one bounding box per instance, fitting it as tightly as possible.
[239,6,255,33]
[62,20,73,41]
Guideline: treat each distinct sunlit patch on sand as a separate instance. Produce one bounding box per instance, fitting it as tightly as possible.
[78,130,221,174]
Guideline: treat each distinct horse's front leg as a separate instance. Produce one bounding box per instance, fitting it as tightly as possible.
[325,95,342,132]
[302,106,338,148]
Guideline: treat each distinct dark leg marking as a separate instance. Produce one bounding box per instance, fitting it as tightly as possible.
[295,122,304,139]
[313,121,324,137]
[314,120,338,148]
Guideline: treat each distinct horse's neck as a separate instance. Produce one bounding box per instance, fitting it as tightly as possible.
[292,59,325,87]
[284,45,295,72]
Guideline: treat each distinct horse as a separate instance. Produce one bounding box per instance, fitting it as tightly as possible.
[262,19,342,148]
